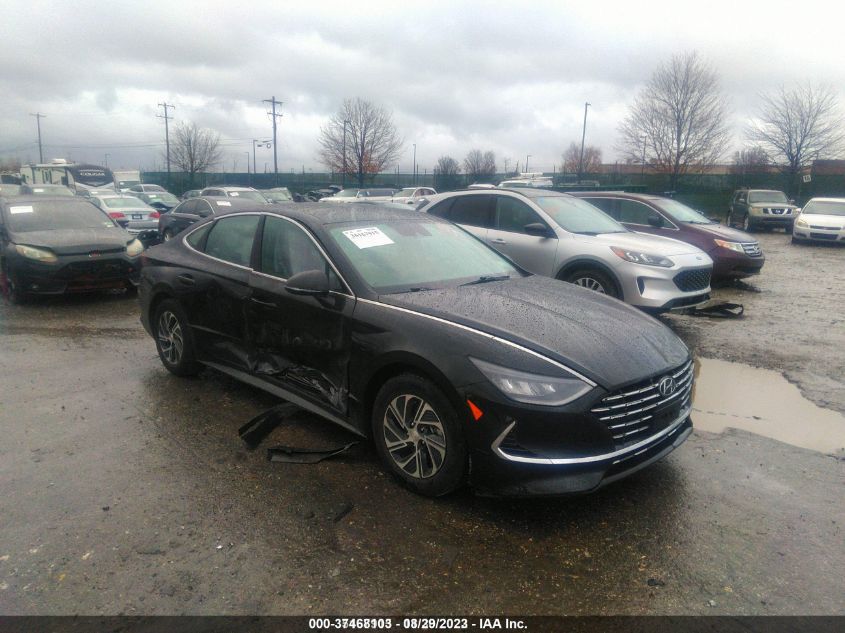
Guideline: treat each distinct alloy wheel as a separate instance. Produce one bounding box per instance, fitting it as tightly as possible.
[573,276,607,293]
[157,310,184,364]
[382,394,447,479]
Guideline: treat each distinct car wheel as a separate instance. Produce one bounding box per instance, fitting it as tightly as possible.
[564,268,621,299]
[372,374,467,497]
[162,229,174,242]
[742,214,754,232]
[791,235,804,245]
[153,299,200,376]
[1,266,25,304]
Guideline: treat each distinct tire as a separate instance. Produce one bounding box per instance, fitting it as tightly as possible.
[791,235,804,245]
[563,268,621,299]
[1,266,25,305]
[372,374,467,497]
[153,299,200,376]
[742,214,754,232]
[162,228,175,242]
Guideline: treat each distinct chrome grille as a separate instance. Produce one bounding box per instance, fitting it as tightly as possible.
[741,242,762,257]
[673,268,711,292]
[591,360,694,448]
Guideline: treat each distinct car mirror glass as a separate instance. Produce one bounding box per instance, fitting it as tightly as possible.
[647,216,663,228]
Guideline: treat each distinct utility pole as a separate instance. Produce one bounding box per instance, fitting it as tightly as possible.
[30,113,46,163]
[263,96,284,184]
[104,153,109,167]
[157,102,174,175]
[525,154,531,173]
[578,102,591,182]
[413,143,417,185]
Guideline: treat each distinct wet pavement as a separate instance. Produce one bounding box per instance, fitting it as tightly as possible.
[0,231,843,615]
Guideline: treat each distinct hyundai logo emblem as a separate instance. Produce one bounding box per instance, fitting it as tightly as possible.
[658,375,676,396]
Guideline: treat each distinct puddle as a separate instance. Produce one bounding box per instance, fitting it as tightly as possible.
[692,357,845,454]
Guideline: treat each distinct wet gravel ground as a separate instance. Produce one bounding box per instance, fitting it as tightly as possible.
[0,231,842,615]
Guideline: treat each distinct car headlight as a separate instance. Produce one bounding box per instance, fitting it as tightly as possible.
[713,239,745,253]
[470,358,594,406]
[795,217,809,228]
[15,244,58,263]
[126,238,144,257]
[610,246,674,268]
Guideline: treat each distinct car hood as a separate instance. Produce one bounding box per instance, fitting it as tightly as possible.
[799,213,845,228]
[12,228,132,255]
[586,231,705,256]
[381,275,689,389]
[687,222,756,242]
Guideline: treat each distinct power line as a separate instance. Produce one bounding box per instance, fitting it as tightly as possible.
[263,96,283,182]
[157,102,175,174]
[29,113,46,163]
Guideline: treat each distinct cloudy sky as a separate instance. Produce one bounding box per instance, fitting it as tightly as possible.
[1,0,843,174]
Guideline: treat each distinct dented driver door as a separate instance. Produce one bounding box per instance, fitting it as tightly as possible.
[245,216,354,417]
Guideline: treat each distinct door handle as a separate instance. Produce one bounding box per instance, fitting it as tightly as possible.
[176,274,194,286]
[250,296,277,308]
[490,238,507,245]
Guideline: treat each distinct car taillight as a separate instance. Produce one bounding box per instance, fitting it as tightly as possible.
[108,211,126,220]
[149,211,160,219]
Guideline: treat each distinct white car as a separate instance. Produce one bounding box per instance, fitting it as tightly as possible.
[392,186,437,204]
[322,188,397,203]
[792,198,845,244]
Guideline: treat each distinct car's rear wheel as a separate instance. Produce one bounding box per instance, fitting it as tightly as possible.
[153,299,199,376]
[162,228,175,242]
[563,268,620,299]
[372,374,467,497]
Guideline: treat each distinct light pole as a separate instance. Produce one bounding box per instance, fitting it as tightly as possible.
[342,119,350,188]
[413,143,417,185]
[253,139,271,185]
[104,153,109,167]
[578,102,591,182]
[525,154,531,173]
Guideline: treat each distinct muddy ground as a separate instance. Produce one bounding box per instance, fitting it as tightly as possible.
[0,230,842,615]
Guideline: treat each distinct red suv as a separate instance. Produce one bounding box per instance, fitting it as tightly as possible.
[571,192,764,282]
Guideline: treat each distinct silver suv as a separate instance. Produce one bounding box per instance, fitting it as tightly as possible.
[425,189,713,311]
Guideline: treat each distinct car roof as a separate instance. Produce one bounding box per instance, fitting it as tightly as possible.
[805,197,845,202]
[205,186,257,191]
[261,201,447,228]
[569,191,664,202]
[192,196,258,207]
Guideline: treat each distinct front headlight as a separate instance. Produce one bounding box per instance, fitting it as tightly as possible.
[126,239,144,257]
[795,217,809,228]
[15,244,58,263]
[471,358,594,406]
[714,239,745,253]
[610,246,674,268]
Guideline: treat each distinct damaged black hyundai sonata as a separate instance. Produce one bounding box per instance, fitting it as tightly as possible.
[139,203,693,496]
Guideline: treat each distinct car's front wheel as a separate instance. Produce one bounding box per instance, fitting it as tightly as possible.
[162,228,175,242]
[153,299,200,376]
[742,214,754,232]
[563,268,621,299]
[372,374,467,497]
[0,265,25,304]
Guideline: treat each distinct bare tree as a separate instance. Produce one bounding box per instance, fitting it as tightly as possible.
[562,142,602,174]
[730,146,770,174]
[0,158,22,172]
[464,149,496,180]
[618,51,730,190]
[169,122,222,177]
[747,83,845,188]
[318,98,403,187]
[433,155,461,176]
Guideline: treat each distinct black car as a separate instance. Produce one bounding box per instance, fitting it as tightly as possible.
[0,197,143,302]
[139,204,693,496]
[133,191,181,213]
[158,197,257,242]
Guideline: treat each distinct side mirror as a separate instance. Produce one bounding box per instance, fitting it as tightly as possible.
[647,216,663,228]
[789,199,795,204]
[285,269,330,296]
[524,222,553,237]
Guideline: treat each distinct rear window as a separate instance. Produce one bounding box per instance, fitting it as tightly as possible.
[4,200,115,232]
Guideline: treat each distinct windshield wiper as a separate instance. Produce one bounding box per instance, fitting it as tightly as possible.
[393,286,434,294]
[460,275,511,286]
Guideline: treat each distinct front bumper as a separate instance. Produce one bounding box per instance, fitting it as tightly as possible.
[9,254,141,294]
[750,208,796,227]
[615,254,712,311]
[793,225,845,243]
[710,247,765,280]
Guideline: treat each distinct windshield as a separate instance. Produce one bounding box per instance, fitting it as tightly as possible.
[101,197,153,210]
[0,185,24,196]
[28,186,74,196]
[227,190,268,203]
[657,199,714,224]
[361,189,395,197]
[328,219,521,293]
[141,193,179,204]
[118,180,141,188]
[534,196,628,234]
[265,188,292,200]
[4,200,116,232]
[801,200,845,216]
[334,189,360,198]
[748,191,789,204]
[394,188,417,197]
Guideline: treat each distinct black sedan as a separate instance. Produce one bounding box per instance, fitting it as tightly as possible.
[139,204,693,496]
[158,197,258,242]
[0,197,144,302]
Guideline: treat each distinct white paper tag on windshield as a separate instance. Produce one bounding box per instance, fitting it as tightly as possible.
[343,227,394,249]
[33,188,44,193]
[216,201,231,206]
[229,192,239,197]
[9,205,34,214]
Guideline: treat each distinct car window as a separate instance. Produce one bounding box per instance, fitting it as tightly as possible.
[580,197,618,218]
[736,192,747,203]
[203,215,260,267]
[186,223,212,249]
[177,199,198,214]
[195,200,213,217]
[617,200,664,226]
[494,196,547,234]
[260,216,335,283]
[446,195,494,228]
